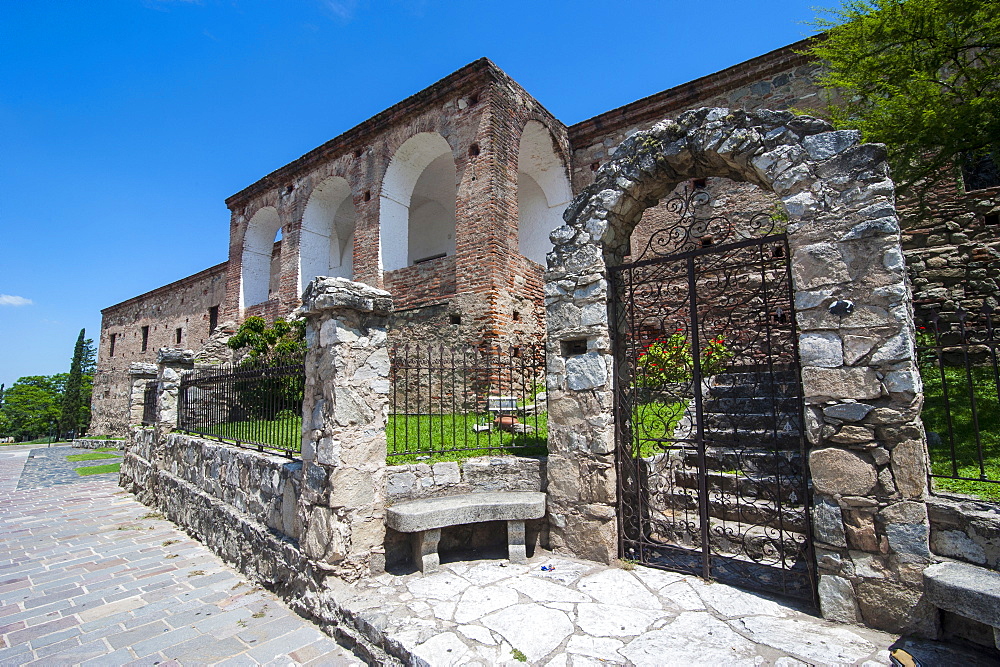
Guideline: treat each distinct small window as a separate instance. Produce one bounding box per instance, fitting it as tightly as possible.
[175,328,182,345]
[140,326,149,353]
[962,151,1000,192]
[692,178,708,189]
[450,314,462,325]
[208,306,219,333]
[984,212,999,227]
[109,333,117,358]
[561,339,587,356]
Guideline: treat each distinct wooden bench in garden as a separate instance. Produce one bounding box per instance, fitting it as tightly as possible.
[385,491,546,573]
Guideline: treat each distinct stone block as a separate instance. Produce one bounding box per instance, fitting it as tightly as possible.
[812,497,847,547]
[823,402,874,422]
[799,332,843,367]
[856,578,939,637]
[802,367,881,400]
[810,448,877,496]
[818,574,860,623]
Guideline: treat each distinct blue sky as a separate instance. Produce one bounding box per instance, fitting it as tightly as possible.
[0,0,822,389]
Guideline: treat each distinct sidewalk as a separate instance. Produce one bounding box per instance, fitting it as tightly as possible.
[0,447,360,666]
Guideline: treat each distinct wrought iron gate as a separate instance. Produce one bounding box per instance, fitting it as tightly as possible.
[609,186,816,606]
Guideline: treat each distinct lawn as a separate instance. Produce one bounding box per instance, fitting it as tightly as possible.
[630,400,689,458]
[188,416,303,453]
[76,463,121,476]
[386,412,548,465]
[67,451,121,462]
[920,365,1000,501]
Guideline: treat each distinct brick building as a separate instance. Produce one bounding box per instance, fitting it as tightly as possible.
[91,38,999,434]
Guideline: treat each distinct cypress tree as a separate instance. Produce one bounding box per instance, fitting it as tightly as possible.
[58,329,86,438]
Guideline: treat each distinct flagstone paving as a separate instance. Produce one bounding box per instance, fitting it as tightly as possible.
[330,552,998,666]
[2,445,998,666]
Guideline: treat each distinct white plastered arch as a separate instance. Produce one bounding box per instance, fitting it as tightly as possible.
[241,206,282,308]
[379,132,456,271]
[517,120,572,266]
[300,176,356,292]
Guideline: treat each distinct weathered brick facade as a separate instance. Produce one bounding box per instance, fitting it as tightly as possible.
[94,38,998,433]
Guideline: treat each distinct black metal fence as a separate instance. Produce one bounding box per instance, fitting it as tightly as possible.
[177,354,305,457]
[141,381,158,426]
[388,343,548,462]
[916,305,1000,501]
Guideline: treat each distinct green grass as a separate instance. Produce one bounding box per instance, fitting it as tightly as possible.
[76,462,121,476]
[192,416,303,453]
[67,451,121,462]
[3,436,68,446]
[920,365,1000,501]
[631,400,689,458]
[386,412,548,465]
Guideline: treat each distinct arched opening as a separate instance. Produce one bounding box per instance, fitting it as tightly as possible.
[380,132,456,271]
[517,120,572,266]
[300,176,356,292]
[241,206,282,308]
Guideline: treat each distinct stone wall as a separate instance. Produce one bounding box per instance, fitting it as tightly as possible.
[901,187,1000,317]
[119,428,313,597]
[70,438,125,450]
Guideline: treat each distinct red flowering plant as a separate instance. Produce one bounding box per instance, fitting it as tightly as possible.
[636,329,733,388]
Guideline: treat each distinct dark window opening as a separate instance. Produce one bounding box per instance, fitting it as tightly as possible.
[141,326,149,353]
[590,162,600,172]
[962,151,1000,192]
[354,148,363,158]
[468,143,480,157]
[700,235,715,248]
[468,94,479,106]
[175,328,182,345]
[450,314,462,326]
[512,311,520,322]
[561,339,588,356]
[984,212,999,227]
[208,306,219,333]
[109,333,117,357]
[692,178,708,189]
[364,190,371,202]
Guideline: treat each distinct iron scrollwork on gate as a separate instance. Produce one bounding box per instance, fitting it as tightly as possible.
[609,183,816,606]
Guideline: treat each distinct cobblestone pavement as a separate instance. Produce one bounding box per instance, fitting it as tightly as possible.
[0,449,360,666]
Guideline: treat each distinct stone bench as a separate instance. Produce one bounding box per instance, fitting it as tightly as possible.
[385,491,546,573]
[923,561,1000,649]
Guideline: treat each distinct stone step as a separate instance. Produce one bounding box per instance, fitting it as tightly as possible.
[647,488,807,533]
[646,512,810,565]
[700,396,801,414]
[686,446,805,476]
[702,411,801,433]
[671,468,804,504]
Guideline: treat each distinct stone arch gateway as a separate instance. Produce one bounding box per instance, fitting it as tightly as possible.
[545,108,936,633]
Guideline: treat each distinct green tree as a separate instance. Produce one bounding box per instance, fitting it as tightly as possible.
[227,316,306,362]
[1,376,62,441]
[807,0,1000,199]
[59,329,88,437]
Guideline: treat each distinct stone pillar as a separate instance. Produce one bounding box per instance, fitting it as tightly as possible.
[155,349,195,437]
[128,363,157,425]
[298,277,393,580]
[543,276,619,564]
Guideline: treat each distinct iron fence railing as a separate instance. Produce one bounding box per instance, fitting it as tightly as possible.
[177,354,305,458]
[916,305,1000,501]
[388,343,548,461]
[141,381,158,426]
